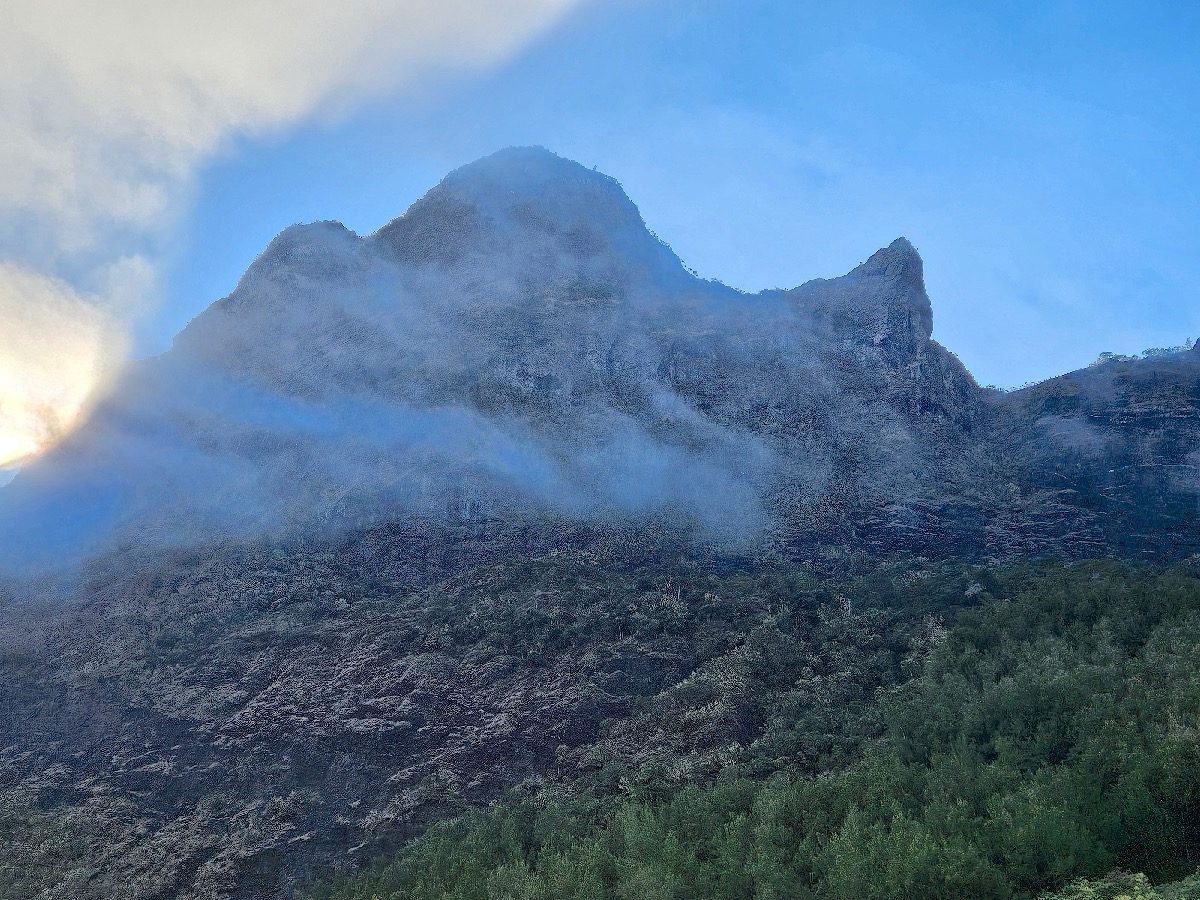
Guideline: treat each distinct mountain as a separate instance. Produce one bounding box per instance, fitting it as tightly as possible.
[2,147,1200,899]
[5,146,1196,583]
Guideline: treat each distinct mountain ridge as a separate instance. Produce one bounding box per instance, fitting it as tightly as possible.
[1,146,1198,580]
[2,147,1200,900]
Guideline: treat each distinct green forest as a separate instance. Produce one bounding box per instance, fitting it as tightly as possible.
[308,561,1200,900]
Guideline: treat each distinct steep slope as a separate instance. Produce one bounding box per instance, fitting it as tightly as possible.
[0,147,1006,578]
[995,347,1200,556]
[2,148,1200,900]
[0,542,985,899]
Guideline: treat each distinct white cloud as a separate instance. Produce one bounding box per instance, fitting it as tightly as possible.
[1,0,580,244]
[0,0,581,463]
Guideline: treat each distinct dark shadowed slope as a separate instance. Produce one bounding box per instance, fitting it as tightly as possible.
[995,346,1200,557]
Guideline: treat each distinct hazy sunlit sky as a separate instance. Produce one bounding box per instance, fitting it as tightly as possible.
[2,0,1199,470]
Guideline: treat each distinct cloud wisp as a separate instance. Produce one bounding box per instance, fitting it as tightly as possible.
[0,0,581,467]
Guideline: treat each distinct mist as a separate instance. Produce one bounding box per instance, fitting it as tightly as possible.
[0,149,947,580]
[0,0,582,471]
[9,146,1190,591]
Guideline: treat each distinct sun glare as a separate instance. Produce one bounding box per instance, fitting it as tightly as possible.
[0,431,41,469]
[0,391,89,468]
[0,264,126,469]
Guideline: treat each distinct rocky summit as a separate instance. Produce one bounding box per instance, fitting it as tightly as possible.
[1,147,1199,899]
[3,147,1198,578]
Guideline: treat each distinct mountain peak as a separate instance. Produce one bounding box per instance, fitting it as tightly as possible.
[849,236,932,341]
[371,146,685,281]
[782,236,933,355]
[852,236,923,282]
[4,149,1200,587]
[440,145,625,198]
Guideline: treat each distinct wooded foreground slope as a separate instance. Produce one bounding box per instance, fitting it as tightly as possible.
[309,561,1200,900]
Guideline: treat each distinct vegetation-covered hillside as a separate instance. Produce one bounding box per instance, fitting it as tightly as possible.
[4,151,1200,900]
[0,533,981,898]
[309,562,1200,900]
[4,545,1200,898]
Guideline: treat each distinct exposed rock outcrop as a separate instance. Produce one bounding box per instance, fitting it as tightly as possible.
[2,147,1200,899]
[0,145,1196,580]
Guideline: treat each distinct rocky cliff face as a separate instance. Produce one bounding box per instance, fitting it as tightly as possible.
[4,147,1196,578]
[0,149,1021,578]
[994,347,1200,556]
[2,147,1200,899]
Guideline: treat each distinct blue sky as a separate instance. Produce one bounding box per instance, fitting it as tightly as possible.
[158,0,1200,388]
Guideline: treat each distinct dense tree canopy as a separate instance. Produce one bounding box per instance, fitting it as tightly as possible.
[310,562,1200,900]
